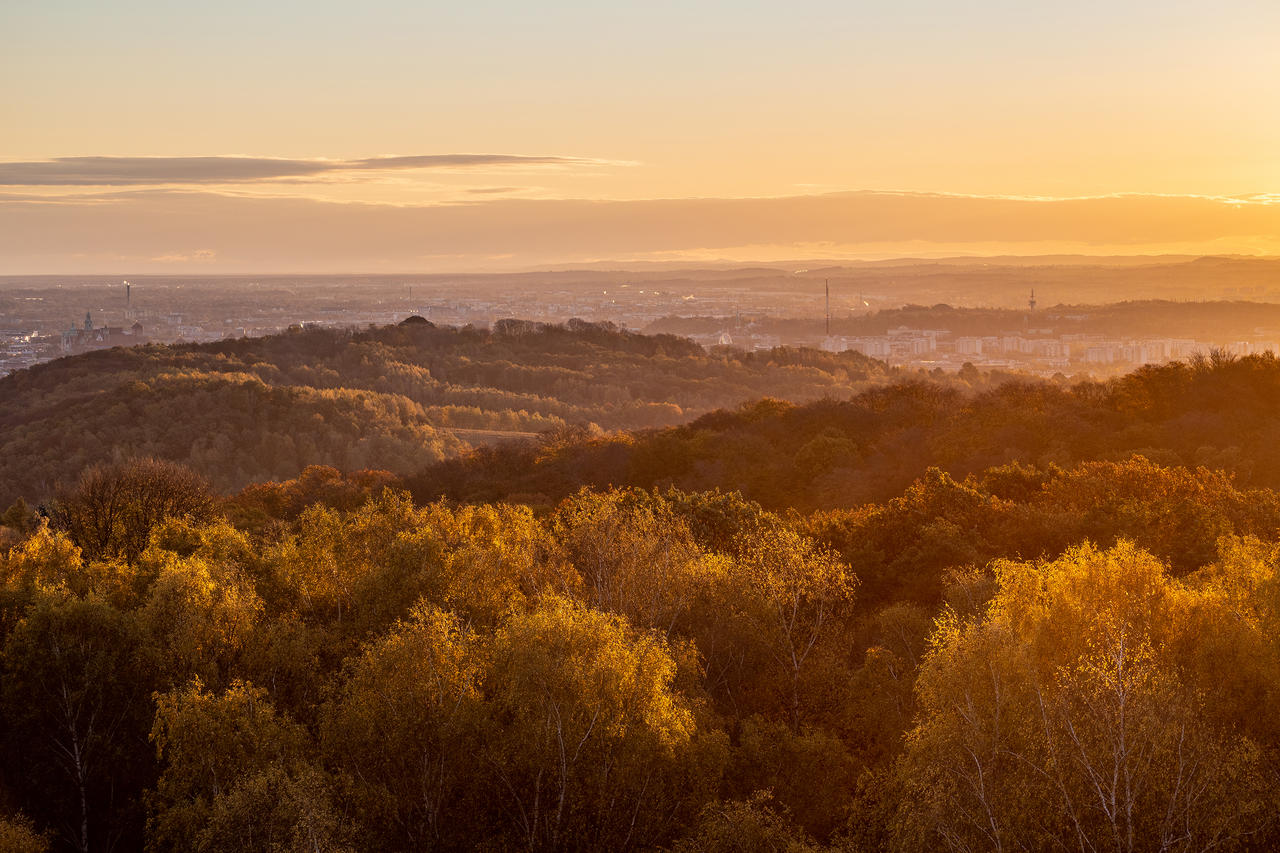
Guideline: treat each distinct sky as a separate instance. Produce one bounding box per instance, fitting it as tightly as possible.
[3,0,1279,272]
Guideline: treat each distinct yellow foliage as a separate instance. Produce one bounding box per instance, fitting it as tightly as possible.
[898,542,1275,852]
[0,814,48,853]
[1,520,85,594]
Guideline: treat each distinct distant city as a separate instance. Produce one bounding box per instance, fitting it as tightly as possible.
[694,324,1258,377]
[4,262,1280,378]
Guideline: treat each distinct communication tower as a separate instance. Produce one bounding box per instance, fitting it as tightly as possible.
[825,279,831,336]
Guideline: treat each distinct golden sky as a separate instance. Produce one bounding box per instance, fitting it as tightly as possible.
[3,0,1279,271]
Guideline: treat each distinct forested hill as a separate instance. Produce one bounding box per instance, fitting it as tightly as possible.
[0,318,898,505]
[12,347,1280,851]
[411,351,1280,510]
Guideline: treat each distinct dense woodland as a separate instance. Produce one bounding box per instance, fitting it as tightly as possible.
[0,319,905,506]
[7,330,1280,850]
[413,350,1280,510]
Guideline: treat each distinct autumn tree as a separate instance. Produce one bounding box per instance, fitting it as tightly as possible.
[551,488,719,637]
[724,716,860,840]
[51,458,216,564]
[1,594,155,853]
[0,521,85,599]
[148,680,349,853]
[1,497,39,537]
[671,792,828,853]
[478,596,721,851]
[401,500,574,628]
[263,491,572,641]
[896,542,1275,852]
[137,550,264,690]
[0,813,49,853]
[320,605,485,850]
[728,527,857,730]
[228,465,401,527]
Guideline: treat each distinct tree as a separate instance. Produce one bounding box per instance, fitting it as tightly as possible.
[729,527,857,730]
[1,497,38,535]
[896,542,1274,852]
[725,716,859,840]
[263,492,573,642]
[148,680,348,853]
[671,792,828,853]
[137,551,264,690]
[185,763,352,853]
[1,593,155,853]
[0,521,85,597]
[51,458,216,564]
[399,500,574,629]
[0,813,49,853]
[320,605,485,850]
[479,596,719,851]
[552,489,716,637]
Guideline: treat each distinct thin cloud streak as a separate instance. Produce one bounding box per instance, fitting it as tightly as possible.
[0,154,614,186]
[3,190,1280,273]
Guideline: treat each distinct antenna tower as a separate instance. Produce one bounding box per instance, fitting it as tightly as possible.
[825,279,830,336]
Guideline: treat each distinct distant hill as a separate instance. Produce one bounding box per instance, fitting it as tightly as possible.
[648,298,1280,343]
[0,318,899,504]
[409,351,1280,511]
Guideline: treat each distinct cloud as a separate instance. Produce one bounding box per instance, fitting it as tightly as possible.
[3,189,1280,273]
[0,154,612,187]
[148,248,218,263]
[466,187,525,195]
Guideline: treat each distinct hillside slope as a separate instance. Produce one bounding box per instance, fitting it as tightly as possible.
[0,318,897,503]
[410,351,1280,510]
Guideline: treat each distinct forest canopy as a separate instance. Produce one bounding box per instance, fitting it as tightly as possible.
[412,350,1280,510]
[6,333,1280,850]
[7,456,1280,851]
[0,319,902,505]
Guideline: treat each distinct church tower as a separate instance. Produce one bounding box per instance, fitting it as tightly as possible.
[84,311,93,331]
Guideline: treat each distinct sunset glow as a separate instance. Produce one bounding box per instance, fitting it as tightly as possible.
[4,0,1279,270]
[13,5,1280,850]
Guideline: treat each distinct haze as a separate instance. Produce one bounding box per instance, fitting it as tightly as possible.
[4,0,1279,272]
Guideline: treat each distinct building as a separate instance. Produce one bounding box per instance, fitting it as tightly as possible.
[60,312,144,353]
